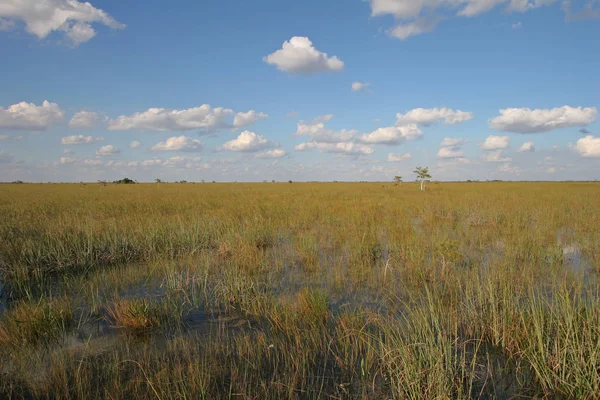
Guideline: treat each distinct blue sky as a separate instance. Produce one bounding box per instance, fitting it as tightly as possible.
[0,0,599,182]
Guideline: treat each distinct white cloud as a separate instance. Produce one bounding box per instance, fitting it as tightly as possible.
[440,137,465,149]
[481,135,510,150]
[547,167,556,173]
[512,21,522,28]
[0,0,125,45]
[498,162,521,174]
[63,148,74,155]
[574,135,600,157]
[151,136,203,152]
[129,140,141,149]
[0,150,15,163]
[369,0,556,39]
[61,135,103,145]
[257,149,287,158]
[263,36,344,74]
[0,100,64,130]
[68,111,103,129]
[233,110,268,128]
[60,156,75,164]
[483,149,511,163]
[284,111,298,119]
[108,104,235,132]
[489,106,597,133]
[359,125,422,145]
[518,141,535,152]
[388,152,412,162]
[220,131,272,152]
[395,107,473,126]
[95,144,120,156]
[388,17,439,39]
[437,147,465,159]
[352,82,369,92]
[295,141,375,155]
[295,116,357,143]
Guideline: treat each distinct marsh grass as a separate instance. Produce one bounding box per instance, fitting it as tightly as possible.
[0,182,599,398]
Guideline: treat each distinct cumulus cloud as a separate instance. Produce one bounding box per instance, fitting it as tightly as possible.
[489,106,597,133]
[0,150,15,163]
[395,107,473,126]
[95,144,120,156]
[108,104,234,132]
[352,82,369,92]
[574,135,600,157]
[263,36,344,74]
[60,156,75,164]
[0,100,64,130]
[359,125,422,145]
[220,131,272,152]
[481,135,509,150]
[129,140,141,149]
[151,136,203,152]
[295,141,375,155]
[68,111,103,129]
[0,0,125,45]
[437,147,465,159]
[61,135,103,145]
[257,149,287,158]
[388,17,440,39]
[387,152,412,162]
[498,162,522,174]
[233,110,268,129]
[295,115,357,143]
[483,149,511,163]
[518,141,535,152]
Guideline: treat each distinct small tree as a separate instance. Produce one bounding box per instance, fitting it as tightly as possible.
[393,176,402,186]
[413,166,431,191]
[155,178,162,186]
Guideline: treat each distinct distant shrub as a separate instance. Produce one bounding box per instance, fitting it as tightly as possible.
[112,178,137,184]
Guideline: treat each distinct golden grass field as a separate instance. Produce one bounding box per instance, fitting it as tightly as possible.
[0,182,599,399]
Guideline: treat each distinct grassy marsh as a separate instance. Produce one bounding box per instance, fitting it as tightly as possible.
[0,182,599,398]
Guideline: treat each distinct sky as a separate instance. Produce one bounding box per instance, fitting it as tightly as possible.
[0,0,599,182]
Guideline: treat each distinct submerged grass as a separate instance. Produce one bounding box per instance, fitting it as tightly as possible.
[0,182,599,398]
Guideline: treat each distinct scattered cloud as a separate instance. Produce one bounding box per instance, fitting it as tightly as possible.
[0,100,64,130]
[63,149,74,155]
[59,156,75,164]
[151,135,203,152]
[233,110,268,129]
[283,111,298,119]
[83,159,103,166]
[68,111,104,129]
[263,36,344,74]
[220,131,272,152]
[518,141,535,152]
[437,137,466,159]
[257,149,287,158]
[0,0,125,45]
[295,115,357,143]
[129,140,141,149]
[351,82,370,92]
[512,21,522,28]
[562,0,600,20]
[437,147,465,159]
[574,135,600,157]
[483,149,511,163]
[387,152,412,162]
[395,107,473,126]
[498,162,521,174]
[369,0,556,40]
[489,106,597,133]
[95,144,120,156]
[61,135,103,145]
[295,141,375,155]
[359,125,422,145]
[481,135,510,150]
[108,104,234,132]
